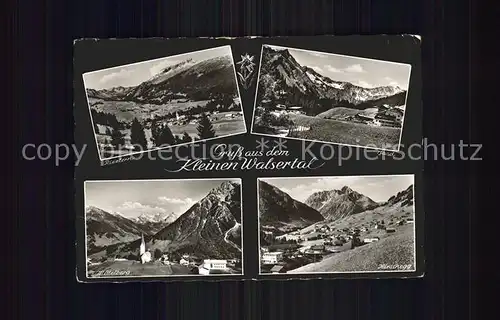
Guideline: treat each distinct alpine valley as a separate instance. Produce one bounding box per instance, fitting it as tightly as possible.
[252,45,411,151]
[85,181,243,277]
[258,179,416,273]
[84,47,246,160]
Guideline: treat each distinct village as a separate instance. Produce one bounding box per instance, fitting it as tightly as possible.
[339,104,405,128]
[88,233,243,276]
[260,216,414,274]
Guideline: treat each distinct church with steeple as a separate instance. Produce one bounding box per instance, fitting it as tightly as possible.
[139,233,152,264]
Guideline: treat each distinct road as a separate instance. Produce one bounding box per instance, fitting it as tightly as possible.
[224,222,242,252]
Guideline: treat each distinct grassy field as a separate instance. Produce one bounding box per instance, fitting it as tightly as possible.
[94,114,245,159]
[88,98,211,122]
[288,224,415,273]
[87,260,194,277]
[169,115,246,138]
[288,114,401,150]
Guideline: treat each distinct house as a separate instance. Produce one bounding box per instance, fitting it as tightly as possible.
[406,218,414,224]
[275,234,302,242]
[179,258,190,266]
[198,260,229,275]
[386,228,396,233]
[202,259,227,270]
[123,135,135,151]
[305,245,326,255]
[363,237,380,243]
[261,251,284,265]
[270,265,286,274]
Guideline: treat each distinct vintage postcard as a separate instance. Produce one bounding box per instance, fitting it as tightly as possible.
[74,36,423,282]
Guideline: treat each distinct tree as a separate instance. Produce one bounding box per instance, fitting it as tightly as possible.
[154,249,163,260]
[150,120,162,146]
[110,126,125,147]
[197,113,216,139]
[182,132,192,143]
[93,122,100,134]
[130,118,148,151]
[105,127,112,135]
[155,123,176,146]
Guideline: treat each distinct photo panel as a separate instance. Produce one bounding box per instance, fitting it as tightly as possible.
[82,45,247,163]
[250,45,412,152]
[83,178,243,279]
[257,174,416,275]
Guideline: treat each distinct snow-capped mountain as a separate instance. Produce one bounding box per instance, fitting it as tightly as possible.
[132,211,178,225]
[304,186,380,221]
[94,181,243,260]
[85,86,135,100]
[85,206,171,254]
[86,55,237,105]
[257,46,407,113]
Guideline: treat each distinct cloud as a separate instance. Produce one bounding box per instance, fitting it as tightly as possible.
[116,201,167,217]
[384,77,401,88]
[310,52,328,58]
[344,64,365,73]
[262,176,414,203]
[324,64,365,74]
[99,68,133,84]
[325,65,343,73]
[157,196,197,214]
[149,59,182,76]
[157,196,195,205]
[355,81,374,88]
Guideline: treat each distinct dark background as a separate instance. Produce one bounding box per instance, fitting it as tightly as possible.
[10,0,478,319]
[74,36,424,282]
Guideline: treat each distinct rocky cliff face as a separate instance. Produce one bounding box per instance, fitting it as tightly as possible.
[258,180,324,228]
[386,184,414,207]
[92,181,243,260]
[257,45,407,113]
[305,186,379,221]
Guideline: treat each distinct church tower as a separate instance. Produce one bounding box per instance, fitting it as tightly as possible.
[140,233,146,256]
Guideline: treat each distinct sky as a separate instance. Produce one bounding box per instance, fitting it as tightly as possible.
[260,175,414,203]
[82,45,233,90]
[85,178,240,219]
[265,45,412,90]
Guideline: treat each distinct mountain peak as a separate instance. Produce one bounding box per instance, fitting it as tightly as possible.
[340,186,354,193]
[305,186,379,221]
[209,181,239,197]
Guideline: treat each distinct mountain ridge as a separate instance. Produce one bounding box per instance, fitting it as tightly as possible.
[258,46,407,113]
[258,180,324,228]
[304,186,380,221]
[89,181,243,260]
[86,55,237,105]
